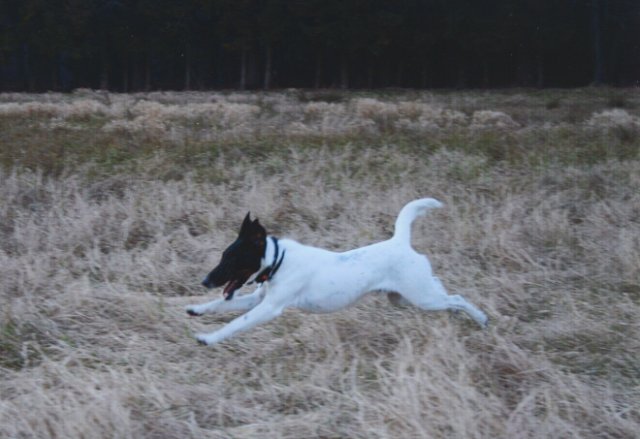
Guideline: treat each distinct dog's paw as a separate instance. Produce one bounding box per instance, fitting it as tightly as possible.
[185,306,202,316]
[195,333,210,346]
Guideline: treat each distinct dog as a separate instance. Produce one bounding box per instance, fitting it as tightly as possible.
[186,198,488,346]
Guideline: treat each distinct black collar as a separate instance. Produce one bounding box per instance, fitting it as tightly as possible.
[250,236,285,285]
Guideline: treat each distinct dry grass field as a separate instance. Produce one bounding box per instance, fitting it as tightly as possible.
[1,89,639,438]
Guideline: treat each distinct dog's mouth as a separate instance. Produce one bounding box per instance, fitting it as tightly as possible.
[222,275,250,300]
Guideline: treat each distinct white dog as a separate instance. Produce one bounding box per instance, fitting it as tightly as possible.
[187,198,488,345]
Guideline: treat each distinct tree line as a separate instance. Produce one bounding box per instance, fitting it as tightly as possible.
[1,0,638,92]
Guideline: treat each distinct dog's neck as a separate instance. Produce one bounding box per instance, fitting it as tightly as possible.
[250,236,285,284]
[264,235,276,266]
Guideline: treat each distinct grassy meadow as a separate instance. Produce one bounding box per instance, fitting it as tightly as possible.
[1,88,639,438]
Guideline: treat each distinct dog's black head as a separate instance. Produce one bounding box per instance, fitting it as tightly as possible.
[202,213,267,299]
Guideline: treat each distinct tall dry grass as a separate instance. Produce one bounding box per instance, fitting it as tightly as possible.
[0,89,639,438]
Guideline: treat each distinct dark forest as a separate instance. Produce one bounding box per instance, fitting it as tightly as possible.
[1,0,639,92]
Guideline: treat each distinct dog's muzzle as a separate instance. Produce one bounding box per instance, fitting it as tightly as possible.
[201,276,214,289]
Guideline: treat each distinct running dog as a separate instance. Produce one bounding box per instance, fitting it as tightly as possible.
[186,198,488,346]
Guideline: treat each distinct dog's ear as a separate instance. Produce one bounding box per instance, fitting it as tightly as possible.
[251,218,266,243]
[240,213,266,247]
[240,212,252,234]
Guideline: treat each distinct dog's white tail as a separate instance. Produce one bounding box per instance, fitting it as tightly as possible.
[393,198,443,244]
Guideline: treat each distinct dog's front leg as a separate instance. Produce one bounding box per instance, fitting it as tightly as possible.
[186,286,264,316]
[194,300,283,346]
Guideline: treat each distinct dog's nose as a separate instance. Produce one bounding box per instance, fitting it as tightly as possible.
[202,276,212,288]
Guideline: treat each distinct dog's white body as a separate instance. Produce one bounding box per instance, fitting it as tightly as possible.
[187,198,487,345]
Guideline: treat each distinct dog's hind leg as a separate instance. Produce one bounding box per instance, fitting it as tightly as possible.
[397,276,488,328]
[186,287,265,316]
[441,294,488,328]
